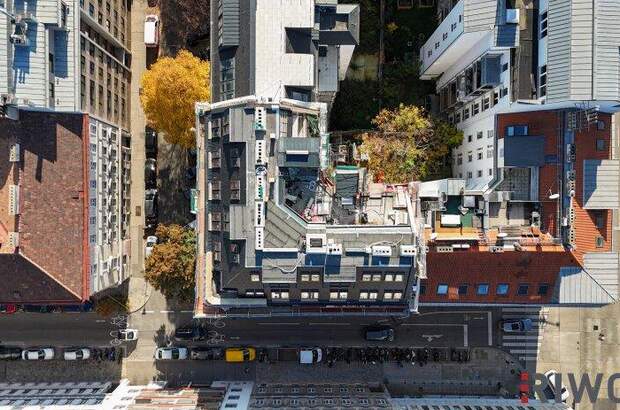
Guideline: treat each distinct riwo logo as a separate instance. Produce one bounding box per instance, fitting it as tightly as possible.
[520,371,620,404]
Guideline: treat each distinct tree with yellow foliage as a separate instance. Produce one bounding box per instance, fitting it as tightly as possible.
[140,50,210,148]
[145,224,196,302]
[359,104,462,183]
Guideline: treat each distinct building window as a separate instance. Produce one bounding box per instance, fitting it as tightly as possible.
[385,274,394,282]
[419,284,426,295]
[472,103,480,115]
[477,131,483,140]
[301,274,310,281]
[488,168,493,176]
[220,57,235,100]
[251,274,260,282]
[540,11,548,38]
[496,283,509,295]
[537,283,549,296]
[477,170,482,177]
[372,274,381,282]
[362,274,371,281]
[596,139,606,151]
[467,171,472,179]
[395,274,404,282]
[506,125,528,137]
[437,284,448,295]
[359,291,369,300]
[476,284,489,295]
[539,65,547,97]
[463,108,470,120]
[468,152,473,162]
[482,97,490,111]
[517,284,529,296]
[597,120,606,130]
[383,291,393,300]
[477,150,483,160]
[467,134,473,143]
[457,153,463,165]
[592,210,605,229]
[596,236,605,248]
[458,284,468,295]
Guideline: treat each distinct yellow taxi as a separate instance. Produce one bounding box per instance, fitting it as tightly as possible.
[225,347,256,362]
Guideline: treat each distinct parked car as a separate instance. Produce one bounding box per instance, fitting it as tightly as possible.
[118,329,139,341]
[63,348,91,360]
[145,189,158,228]
[145,236,157,258]
[190,347,223,360]
[544,370,570,402]
[0,346,22,360]
[0,304,17,314]
[22,348,54,360]
[144,15,160,47]
[501,318,533,332]
[155,347,188,360]
[225,347,256,362]
[145,158,157,189]
[145,128,157,159]
[299,348,322,364]
[365,326,395,342]
[174,325,206,342]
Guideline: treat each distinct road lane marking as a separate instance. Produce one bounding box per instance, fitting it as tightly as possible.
[308,323,350,326]
[487,311,493,346]
[229,336,240,340]
[502,307,544,312]
[421,334,443,342]
[257,322,300,325]
[180,310,194,313]
[502,335,542,340]
[160,310,173,313]
[508,349,539,354]
[503,342,541,347]
[463,325,468,347]
[501,314,546,319]
[401,323,463,327]
[144,310,154,314]
[96,320,106,323]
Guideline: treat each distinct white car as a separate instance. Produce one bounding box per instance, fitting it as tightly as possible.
[145,236,157,257]
[63,348,91,360]
[22,348,54,360]
[118,329,139,341]
[544,370,570,402]
[144,15,159,47]
[155,347,188,360]
[299,348,322,364]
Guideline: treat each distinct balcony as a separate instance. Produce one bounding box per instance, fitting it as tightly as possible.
[419,0,493,80]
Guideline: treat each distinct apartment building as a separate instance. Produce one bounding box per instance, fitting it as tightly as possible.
[195,97,425,315]
[421,0,620,189]
[0,0,132,296]
[210,0,359,107]
[416,106,619,304]
[194,0,425,316]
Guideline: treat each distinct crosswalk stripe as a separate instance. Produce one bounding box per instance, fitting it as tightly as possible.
[502,335,543,340]
[502,307,546,312]
[501,314,546,319]
[503,342,542,347]
[508,349,539,354]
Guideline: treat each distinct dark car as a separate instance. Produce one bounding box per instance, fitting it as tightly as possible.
[0,346,22,360]
[145,158,157,189]
[365,326,395,342]
[190,347,223,360]
[145,189,158,228]
[174,325,206,341]
[145,128,157,159]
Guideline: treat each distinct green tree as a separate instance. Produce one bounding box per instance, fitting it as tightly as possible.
[358,104,463,183]
[145,224,196,302]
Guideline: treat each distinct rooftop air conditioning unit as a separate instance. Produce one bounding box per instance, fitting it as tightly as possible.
[372,245,392,257]
[436,246,453,253]
[8,185,19,215]
[490,246,504,253]
[327,243,342,255]
[255,227,264,250]
[399,245,416,257]
[306,233,327,253]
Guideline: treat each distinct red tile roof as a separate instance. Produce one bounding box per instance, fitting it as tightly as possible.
[0,111,89,303]
[421,251,580,303]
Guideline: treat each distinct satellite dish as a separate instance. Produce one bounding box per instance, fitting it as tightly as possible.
[548,193,560,200]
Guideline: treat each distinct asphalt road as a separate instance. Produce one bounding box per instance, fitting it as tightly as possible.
[0,312,121,348]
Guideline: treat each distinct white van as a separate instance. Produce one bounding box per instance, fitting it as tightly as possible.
[144,15,159,47]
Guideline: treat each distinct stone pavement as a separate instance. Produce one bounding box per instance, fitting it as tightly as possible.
[0,361,122,383]
[122,347,522,397]
[533,303,620,410]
